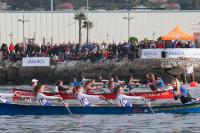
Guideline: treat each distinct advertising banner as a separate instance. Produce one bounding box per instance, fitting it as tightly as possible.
[22,57,50,67]
[141,48,200,58]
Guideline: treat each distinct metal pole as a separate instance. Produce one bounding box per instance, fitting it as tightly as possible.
[123,0,133,44]
[23,14,25,43]
[51,0,54,12]
[128,0,130,44]
[87,0,89,44]
[18,14,29,43]
[128,12,130,44]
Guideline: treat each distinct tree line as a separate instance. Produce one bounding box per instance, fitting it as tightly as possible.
[4,0,200,10]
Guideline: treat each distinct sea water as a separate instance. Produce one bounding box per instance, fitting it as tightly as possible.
[0,85,200,133]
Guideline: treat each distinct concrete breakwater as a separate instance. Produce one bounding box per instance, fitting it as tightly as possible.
[1,58,200,85]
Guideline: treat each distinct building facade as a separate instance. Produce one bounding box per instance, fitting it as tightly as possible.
[0,10,199,44]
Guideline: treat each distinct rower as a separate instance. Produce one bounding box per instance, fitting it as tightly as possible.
[0,93,14,104]
[114,76,125,85]
[108,77,115,93]
[85,80,94,94]
[34,84,62,106]
[114,86,145,107]
[73,85,104,107]
[146,73,158,91]
[126,77,140,91]
[155,75,165,90]
[172,78,198,104]
[55,80,72,93]
[31,79,39,89]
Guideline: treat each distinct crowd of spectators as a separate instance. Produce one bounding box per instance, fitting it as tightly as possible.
[0,40,197,63]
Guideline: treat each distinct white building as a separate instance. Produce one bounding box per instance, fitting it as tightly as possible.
[0,10,199,44]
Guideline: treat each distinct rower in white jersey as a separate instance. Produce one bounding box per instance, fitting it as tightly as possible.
[31,79,38,89]
[114,86,145,107]
[34,84,62,106]
[73,86,105,107]
[0,93,14,104]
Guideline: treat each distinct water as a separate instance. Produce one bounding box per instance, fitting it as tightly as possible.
[0,85,200,133]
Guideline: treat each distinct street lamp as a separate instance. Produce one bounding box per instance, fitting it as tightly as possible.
[123,0,133,44]
[86,0,89,44]
[18,14,29,43]
[123,16,134,44]
[51,0,54,11]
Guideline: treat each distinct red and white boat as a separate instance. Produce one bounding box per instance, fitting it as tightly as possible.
[13,88,174,101]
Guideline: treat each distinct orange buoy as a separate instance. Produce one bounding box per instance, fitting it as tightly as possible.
[190,81,199,87]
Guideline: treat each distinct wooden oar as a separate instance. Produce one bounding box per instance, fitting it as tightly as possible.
[100,96,113,104]
[143,99,155,114]
[61,100,73,115]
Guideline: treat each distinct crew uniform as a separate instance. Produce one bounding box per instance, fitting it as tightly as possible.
[77,92,100,107]
[36,92,60,106]
[56,85,72,94]
[173,85,193,104]
[156,79,165,89]
[0,93,14,104]
[116,94,143,107]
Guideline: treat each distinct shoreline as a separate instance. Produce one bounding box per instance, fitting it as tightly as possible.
[1,58,199,85]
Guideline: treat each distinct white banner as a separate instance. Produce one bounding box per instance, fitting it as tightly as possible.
[186,65,194,74]
[22,57,50,67]
[141,48,200,59]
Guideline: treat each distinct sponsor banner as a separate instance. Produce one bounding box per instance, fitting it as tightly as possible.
[22,57,50,67]
[141,48,200,58]
[133,90,173,99]
[14,90,34,98]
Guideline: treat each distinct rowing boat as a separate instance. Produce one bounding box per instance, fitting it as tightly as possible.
[1,102,200,115]
[13,88,174,100]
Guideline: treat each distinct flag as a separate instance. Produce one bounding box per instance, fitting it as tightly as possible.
[186,65,194,74]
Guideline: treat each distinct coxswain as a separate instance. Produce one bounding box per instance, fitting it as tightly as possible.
[34,84,62,106]
[0,93,14,104]
[73,85,104,107]
[171,78,198,104]
[55,80,72,94]
[114,86,145,107]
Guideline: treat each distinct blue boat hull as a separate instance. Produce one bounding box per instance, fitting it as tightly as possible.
[1,102,200,115]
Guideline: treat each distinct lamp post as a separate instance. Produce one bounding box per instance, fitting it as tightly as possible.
[86,0,89,44]
[123,0,133,44]
[18,15,29,43]
[152,32,155,40]
[51,0,54,11]
[9,33,13,43]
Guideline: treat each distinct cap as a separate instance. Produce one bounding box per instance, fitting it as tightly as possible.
[32,79,38,83]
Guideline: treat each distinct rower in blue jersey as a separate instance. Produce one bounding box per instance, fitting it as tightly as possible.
[34,84,62,106]
[155,75,165,90]
[114,86,145,107]
[171,78,198,104]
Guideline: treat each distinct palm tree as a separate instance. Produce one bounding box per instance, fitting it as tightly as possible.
[74,12,87,44]
[82,20,94,44]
